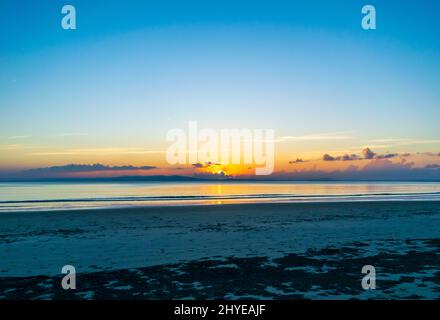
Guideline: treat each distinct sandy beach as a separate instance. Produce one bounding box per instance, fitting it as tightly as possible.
[0,201,439,299]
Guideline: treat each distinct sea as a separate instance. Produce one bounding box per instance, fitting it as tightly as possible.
[1,181,440,212]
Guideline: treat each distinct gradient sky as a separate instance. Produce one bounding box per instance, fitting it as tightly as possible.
[1,0,439,176]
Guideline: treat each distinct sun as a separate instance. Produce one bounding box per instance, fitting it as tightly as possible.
[196,162,254,177]
[204,163,229,176]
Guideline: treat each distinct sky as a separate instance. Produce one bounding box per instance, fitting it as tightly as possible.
[1,0,439,179]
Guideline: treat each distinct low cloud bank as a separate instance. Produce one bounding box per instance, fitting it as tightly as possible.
[322,148,398,162]
[278,158,440,181]
[16,163,157,178]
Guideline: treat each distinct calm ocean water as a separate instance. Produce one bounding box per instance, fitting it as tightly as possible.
[1,181,440,212]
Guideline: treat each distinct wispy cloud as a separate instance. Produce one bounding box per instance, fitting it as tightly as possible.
[277,132,353,143]
[0,144,25,150]
[30,147,165,156]
[370,138,440,147]
[56,133,89,137]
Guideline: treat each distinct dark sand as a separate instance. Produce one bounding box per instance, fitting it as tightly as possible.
[1,201,439,299]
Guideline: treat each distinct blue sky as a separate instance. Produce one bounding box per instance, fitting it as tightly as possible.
[0,0,439,171]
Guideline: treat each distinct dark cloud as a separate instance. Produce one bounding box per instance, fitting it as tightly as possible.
[192,162,220,169]
[289,158,304,164]
[322,154,336,161]
[323,153,360,161]
[18,164,157,178]
[337,154,360,161]
[322,148,398,162]
[362,148,376,160]
[376,153,398,159]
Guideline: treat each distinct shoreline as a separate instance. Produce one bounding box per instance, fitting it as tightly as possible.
[2,198,440,215]
[2,181,440,213]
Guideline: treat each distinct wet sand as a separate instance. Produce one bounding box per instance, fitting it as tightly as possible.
[1,201,439,299]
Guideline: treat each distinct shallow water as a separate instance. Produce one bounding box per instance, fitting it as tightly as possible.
[1,181,440,211]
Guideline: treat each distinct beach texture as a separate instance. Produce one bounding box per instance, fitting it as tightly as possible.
[1,201,439,299]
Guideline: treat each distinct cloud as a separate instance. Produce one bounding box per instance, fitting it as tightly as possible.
[263,158,440,181]
[191,162,231,177]
[30,147,164,156]
[322,148,398,162]
[372,138,409,143]
[376,153,398,159]
[362,147,376,159]
[194,171,228,179]
[192,162,221,169]
[363,159,413,171]
[322,153,360,161]
[371,138,440,147]
[322,154,336,161]
[338,154,360,161]
[0,144,25,150]
[20,164,157,177]
[289,158,305,164]
[425,164,440,169]
[278,132,352,143]
[57,133,88,137]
